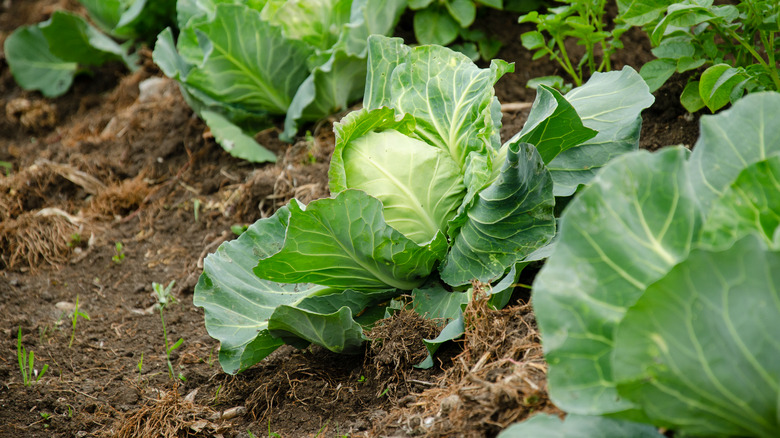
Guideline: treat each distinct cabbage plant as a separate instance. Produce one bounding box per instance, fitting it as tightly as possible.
[194,35,653,374]
[152,0,406,163]
[526,92,780,436]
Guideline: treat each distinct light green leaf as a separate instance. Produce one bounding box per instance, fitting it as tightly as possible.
[412,283,471,321]
[511,85,597,165]
[639,58,676,93]
[365,35,512,168]
[701,157,780,249]
[78,0,123,32]
[416,314,464,369]
[613,236,780,437]
[268,305,366,353]
[680,80,705,113]
[363,36,410,110]
[699,63,748,112]
[499,413,665,438]
[200,110,277,163]
[688,92,780,214]
[193,206,329,374]
[445,0,476,27]
[616,0,678,26]
[263,0,352,50]
[331,109,465,244]
[440,142,555,286]
[282,51,367,140]
[41,11,134,68]
[3,25,77,97]
[550,67,655,197]
[413,6,460,46]
[184,4,312,114]
[253,190,448,291]
[533,147,699,416]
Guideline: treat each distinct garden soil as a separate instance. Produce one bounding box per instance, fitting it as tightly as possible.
[0,1,701,437]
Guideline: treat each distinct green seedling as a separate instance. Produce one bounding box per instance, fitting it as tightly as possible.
[153,280,183,381]
[69,295,90,348]
[266,419,281,438]
[193,198,201,221]
[0,160,12,176]
[66,233,82,248]
[230,224,248,236]
[17,327,48,386]
[137,353,144,374]
[112,241,125,264]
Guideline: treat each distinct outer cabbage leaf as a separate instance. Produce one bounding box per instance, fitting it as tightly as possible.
[364,35,512,168]
[498,413,665,438]
[262,0,352,51]
[613,236,780,437]
[253,190,448,291]
[550,67,654,197]
[440,142,555,286]
[532,147,699,416]
[701,156,780,249]
[193,206,331,374]
[688,92,780,214]
[3,26,77,98]
[41,11,136,68]
[509,85,597,165]
[79,0,176,41]
[200,110,277,163]
[183,4,312,114]
[617,0,679,26]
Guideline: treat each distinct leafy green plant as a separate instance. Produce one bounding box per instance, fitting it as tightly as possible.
[520,0,629,88]
[153,280,184,381]
[3,1,175,98]
[410,0,541,59]
[194,35,653,374]
[17,327,49,386]
[112,241,125,264]
[153,0,407,163]
[68,295,90,348]
[622,0,780,112]
[526,92,780,436]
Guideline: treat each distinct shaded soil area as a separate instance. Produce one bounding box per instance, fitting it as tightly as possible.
[0,2,701,438]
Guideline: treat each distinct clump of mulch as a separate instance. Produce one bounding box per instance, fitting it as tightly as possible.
[372,288,561,437]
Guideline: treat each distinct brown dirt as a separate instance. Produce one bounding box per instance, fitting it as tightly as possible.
[0,1,701,438]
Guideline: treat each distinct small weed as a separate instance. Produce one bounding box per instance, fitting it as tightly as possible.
[212,383,222,405]
[17,327,48,386]
[193,198,201,221]
[231,224,248,236]
[0,160,12,176]
[112,242,125,264]
[40,411,51,428]
[69,295,90,348]
[153,280,183,381]
[66,233,82,248]
[266,419,281,438]
[357,375,366,383]
[379,387,390,397]
[137,353,143,374]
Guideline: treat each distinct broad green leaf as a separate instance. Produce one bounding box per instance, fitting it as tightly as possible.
[699,64,748,112]
[616,0,678,26]
[268,305,365,353]
[3,25,77,97]
[445,0,476,27]
[533,147,700,416]
[511,85,597,164]
[412,283,471,321]
[263,0,352,51]
[416,314,464,368]
[688,92,780,214]
[200,110,277,163]
[650,4,716,46]
[363,36,410,110]
[78,0,123,32]
[253,190,448,291]
[650,38,695,60]
[365,35,512,168]
[680,80,705,113]
[194,206,329,374]
[282,51,367,140]
[639,58,676,93]
[498,414,665,438]
[153,27,192,79]
[413,7,460,45]
[41,11,134,68]
[613,236,780,437]
[440,142,555,286]
[550,67,655,197]
[701,157,780,249]
[184,4,312,114]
